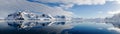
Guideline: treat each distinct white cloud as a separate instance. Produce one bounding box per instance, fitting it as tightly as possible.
[60,4,74,9]
[1,0,120,18]
[115,0,120,4]
[34,0,106,5]
[33,0,107,8]
[108,10,120,15]
[32,0,120,9]
[107,0,120,4]
[0,0,73,18]
[108,27,120,32]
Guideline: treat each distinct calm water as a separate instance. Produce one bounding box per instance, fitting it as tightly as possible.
[0,21,120,34]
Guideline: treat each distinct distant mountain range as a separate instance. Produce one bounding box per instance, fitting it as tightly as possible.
[105,13,120,28]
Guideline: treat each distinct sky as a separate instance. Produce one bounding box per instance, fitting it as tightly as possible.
[0,0,120,19]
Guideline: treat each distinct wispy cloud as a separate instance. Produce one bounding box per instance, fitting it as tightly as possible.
[0,0,74,18]
[0,0,120,18]
[109,0,120,4]
[31,0,120,9]
[33,0,106,5]
[108,10,120,15]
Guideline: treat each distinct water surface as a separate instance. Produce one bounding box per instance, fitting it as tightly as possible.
[0,21,120,34]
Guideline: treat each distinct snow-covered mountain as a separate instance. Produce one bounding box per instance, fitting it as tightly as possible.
[5,10,53,21]
[5,10,72,29]
[6,11,24,20]
[5,10,71,21]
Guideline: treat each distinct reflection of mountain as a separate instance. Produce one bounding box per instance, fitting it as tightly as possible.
[6,21,74,34]
[105,13,120,28]
[7,21,66,28]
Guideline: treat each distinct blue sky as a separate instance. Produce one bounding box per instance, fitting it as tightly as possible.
[0,0,120,19]
[27,0,120,18]
[69,2,120,18]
